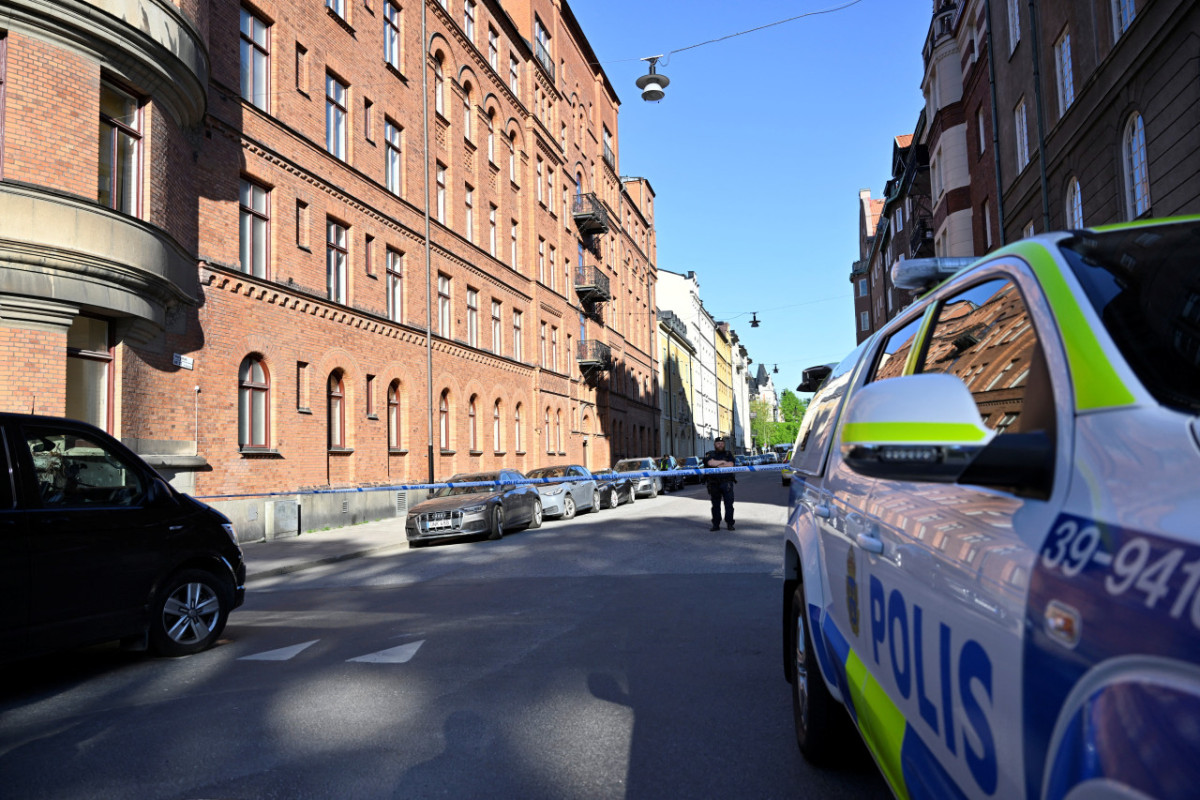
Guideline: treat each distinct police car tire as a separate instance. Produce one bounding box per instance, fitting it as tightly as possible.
[790,583,848,764]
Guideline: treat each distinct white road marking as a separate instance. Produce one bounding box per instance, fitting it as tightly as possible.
[238,640,319,661]
[347,640,425,663]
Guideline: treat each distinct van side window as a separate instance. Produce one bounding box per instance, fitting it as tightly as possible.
[25,428,145,508]
[917,278,1056,438]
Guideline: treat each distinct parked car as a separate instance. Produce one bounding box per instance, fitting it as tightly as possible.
[612,457,662,498]
[782,217,1200,799]
[681,456,703,483]
[406,470,542,544]
[593,468,636,508]
[525,465,599,519]
[657,455,684,491]
[0,413,246,663]
[734,455,750,467]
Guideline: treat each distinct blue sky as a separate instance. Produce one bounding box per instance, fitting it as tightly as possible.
[570,0,932,393]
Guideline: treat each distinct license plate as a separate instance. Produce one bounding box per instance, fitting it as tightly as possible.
[423,517,454,531]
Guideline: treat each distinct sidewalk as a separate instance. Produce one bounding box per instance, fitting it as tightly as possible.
[240,517,410,580]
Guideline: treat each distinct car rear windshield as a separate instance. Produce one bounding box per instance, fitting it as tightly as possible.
[1059,221,1200,414]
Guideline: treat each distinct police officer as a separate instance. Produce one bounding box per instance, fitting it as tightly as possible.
[703,437,737,531]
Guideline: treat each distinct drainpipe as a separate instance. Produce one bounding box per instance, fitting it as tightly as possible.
[1027,0,1052,232]
[421,0,435,484]
[983,0,1007,246]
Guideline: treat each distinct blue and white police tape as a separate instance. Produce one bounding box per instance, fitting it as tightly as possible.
[194,463,787,501]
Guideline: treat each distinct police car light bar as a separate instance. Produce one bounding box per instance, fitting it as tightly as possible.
[892,257,978,292]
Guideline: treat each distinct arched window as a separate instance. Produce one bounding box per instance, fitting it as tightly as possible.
[387,380,401,449]
[1065,177,1083,228]
[545,408,552,452]
[1122,113,1150,219]
[555,409,562,453]
[328,370,345,449]
[468,395,478,451]
[238,355,270,448]
[433,53,446,116]
[508,132,517,182]
[514,403,523,452]
[439,389,450,450]
[493,400,502,451]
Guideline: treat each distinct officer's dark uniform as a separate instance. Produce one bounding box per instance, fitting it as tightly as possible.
[703,441,737,530]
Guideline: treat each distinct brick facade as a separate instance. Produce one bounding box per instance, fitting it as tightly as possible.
[0,0,658,534]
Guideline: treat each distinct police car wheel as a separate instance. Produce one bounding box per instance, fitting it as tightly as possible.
[562,495,576,520]
[488,506,504,540]
[790,583,846,764]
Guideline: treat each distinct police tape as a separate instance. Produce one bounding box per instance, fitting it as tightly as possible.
[194,463,788,501]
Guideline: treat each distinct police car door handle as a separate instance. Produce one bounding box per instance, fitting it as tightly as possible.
[855,532,884,554]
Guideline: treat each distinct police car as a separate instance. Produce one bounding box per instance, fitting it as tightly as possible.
[782,217,1200,799]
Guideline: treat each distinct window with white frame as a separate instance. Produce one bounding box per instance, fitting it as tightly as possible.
[464,184,474,242]
[98,81,141,215]
[1065,177,1083,228]
[467,288,479,347]
[540,321,547,366]
[1023,221,1035,238]
[551,326,558,371]
[983,198,993,248]
[464,0,475,41]
[977,107,986,154]
[491,299,501,352]
[468,396,478,451]
[1054,28,1074,116]
[386,248,403,322]
[509,55,519,95]
[857,278,867,297]
[326,219,347,303]
[438,273,451,335]
[1123,112,1150,218]
[435,163,446,223]
[512,310,523,360]
[388,380,401,448]
[240,8,270,111]
[486,110,495,162]
[325,74,347,160]
[384,2,401,70]
[537,237,545,283]
[545,408,551,452]
[239,178,269,278]
[493,400,501,451]
[510,220,518,269]
[462,83,472,140]
[488,27,498,70]
[488,204,497,256]
[536,156,543,203]
[326,0,345,20]
[385,118,401,194]
[514,404,523,451]
[433,53,445,116]
[439,390,450,450]
[860,311,869,331]
[1007,0,1020,52]
[1015,98,1030,171]
[328,371,345,449]
[549,244,556,291]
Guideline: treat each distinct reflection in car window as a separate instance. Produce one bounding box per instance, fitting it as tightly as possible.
[527,466,569,479]
[792,341,869,478]
[871,313,926,382]
[25,427,144,508]
[918,278,1056,436]
[434,472,500,496]
[1059,223,1200,414]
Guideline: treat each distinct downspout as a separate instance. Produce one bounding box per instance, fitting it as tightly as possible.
[1027,0,1052,231]
[983,0,1008,246]
[422,0,435,484]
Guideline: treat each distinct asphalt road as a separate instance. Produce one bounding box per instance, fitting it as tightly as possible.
[0,473,889,799]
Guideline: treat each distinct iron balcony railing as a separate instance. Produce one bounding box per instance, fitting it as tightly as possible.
[534,41,555,81]
[571,192,609,235]
[576,339,612,369]
[574,264,612,302]
[603,143,615,170]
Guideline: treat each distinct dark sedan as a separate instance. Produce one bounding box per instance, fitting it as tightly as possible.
[681,456,703,483]
[406,470,542,544]
[592,468,636,509]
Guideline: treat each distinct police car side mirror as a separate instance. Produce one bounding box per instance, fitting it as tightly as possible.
[840,374,993,482]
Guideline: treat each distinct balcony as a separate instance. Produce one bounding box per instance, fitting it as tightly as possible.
[572,192,609,235]
[576,339,612,371]
[909,216,935,257]
[574,264,611,303]
[603,143,615,171]
[534,41,555,81]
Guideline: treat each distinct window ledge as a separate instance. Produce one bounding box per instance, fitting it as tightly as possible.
[366,413,379,420]
[493,451,506,456]
[326,7,356,34]
[440,449,456,455]
[298,245,312,253]
[515,451,526,456]
[298,407,313,415]
[389,448,408,455]
[328,447,355,455]
[239,448,283,458]
[469,450,484,456]
[385,63,407,83]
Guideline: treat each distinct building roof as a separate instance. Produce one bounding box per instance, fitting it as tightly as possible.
[894,134,914,149]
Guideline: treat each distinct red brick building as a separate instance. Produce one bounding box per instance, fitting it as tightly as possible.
[0,0,659,537]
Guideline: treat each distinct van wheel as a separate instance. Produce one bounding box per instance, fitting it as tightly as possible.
[488,506,505,539]
[791,583,849,764]
[562,495,576,520]
[149,569,232,657]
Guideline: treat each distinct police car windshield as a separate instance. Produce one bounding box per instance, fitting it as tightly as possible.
[1059,221,1200,414]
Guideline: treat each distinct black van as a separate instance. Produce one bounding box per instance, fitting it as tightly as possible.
[0,413,245,661]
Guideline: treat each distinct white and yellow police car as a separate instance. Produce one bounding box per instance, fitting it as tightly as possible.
[782,217,1200,799]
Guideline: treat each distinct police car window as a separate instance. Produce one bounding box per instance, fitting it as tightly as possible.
[918,278,1056,436]
[1059,224,1200,414]
[792,340,868,478]
[869,314,925,382]
[24,427,145,508]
